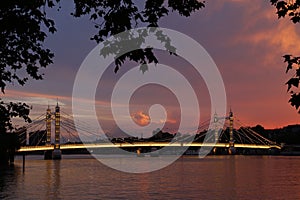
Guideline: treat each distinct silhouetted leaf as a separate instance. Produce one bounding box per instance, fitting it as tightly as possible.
[292,15,300,23]
[283,54,291,62]
[90,13,97,20]
[286,78,299,91]
[296,68,300,77]
[271,0,300,23]
[286,63,293,73]
[271,0,278,5]
[140,64,148,73]
[289,93,300,111]
[277,10,287,18]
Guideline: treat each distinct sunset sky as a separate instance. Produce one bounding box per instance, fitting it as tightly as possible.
[4,0,300,138]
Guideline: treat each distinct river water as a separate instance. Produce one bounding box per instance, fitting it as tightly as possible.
[1,155,300,200]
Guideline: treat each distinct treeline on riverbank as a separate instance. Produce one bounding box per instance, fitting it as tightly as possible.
[251,124,300,145]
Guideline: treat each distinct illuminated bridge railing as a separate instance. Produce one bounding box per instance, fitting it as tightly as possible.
[18,142,281,152]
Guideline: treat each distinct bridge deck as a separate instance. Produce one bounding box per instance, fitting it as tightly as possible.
[18,142,281,152]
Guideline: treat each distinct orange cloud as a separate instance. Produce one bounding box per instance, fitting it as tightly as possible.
[230,1,300,64]
[164,118,177,124]
[131,111,150,126]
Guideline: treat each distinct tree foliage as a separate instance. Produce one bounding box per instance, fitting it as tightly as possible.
[0,101,31,133]
[283,55,300,112]
[0,0,204,132]
[71,0,205,72]
[0,0,57,92]
[271,0,300,23]
[271,0,300,112]
[0,1,58,133]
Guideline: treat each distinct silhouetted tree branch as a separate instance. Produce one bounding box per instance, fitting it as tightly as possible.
[71,0,205,72]
[0,1,58,133]
[271,0,300,112]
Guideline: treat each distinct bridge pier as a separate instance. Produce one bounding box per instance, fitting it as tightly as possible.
[52,148,62,160]
[228,145,236,155]
[44,149,62,160]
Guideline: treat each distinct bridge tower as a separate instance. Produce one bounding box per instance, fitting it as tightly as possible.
[52,101,62,159]
[228,109,236,154]
[212,112,220,154]
[44,105,53,160]
[46,105,51,145]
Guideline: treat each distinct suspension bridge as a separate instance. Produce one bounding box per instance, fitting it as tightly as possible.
[16,104,281,159]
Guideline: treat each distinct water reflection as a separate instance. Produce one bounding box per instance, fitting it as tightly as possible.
[45,160,61,198]
[2,155,300,199]
[0,165,17,199]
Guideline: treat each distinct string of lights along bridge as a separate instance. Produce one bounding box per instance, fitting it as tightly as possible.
[17,104,281,160]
